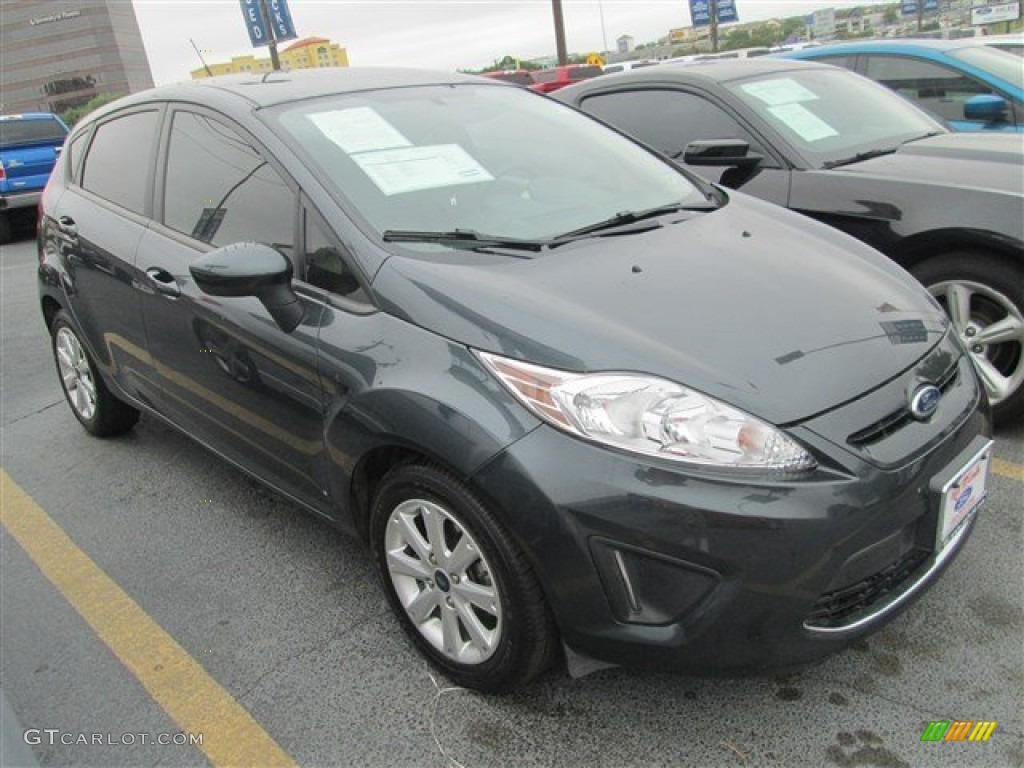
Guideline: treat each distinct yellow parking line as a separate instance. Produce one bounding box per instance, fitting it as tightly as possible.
[0,470,296,768]
[993,458,1024,482]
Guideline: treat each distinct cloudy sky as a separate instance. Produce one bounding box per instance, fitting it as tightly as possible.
[132,0,861,83]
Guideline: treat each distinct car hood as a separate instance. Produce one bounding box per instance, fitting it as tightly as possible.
[373,194,949,425]
[838,133,1024,194]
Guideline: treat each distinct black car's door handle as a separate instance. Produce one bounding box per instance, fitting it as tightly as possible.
[146,267,181,298]
[57,215,78,240]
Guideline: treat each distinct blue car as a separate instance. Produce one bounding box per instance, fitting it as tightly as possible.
[0,112,69,243]
[778,39,1023,132]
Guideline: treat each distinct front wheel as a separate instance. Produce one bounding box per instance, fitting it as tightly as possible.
[912,252,1024,424]
[371,463,557,692]
[50,310,140,436]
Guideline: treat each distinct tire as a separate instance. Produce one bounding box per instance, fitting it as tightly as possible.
[0,211,11,246]
[50,310,140,436]
[912,252,1024,424]
[371,463,557,692]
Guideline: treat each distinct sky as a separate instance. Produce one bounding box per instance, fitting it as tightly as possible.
[132,0,866,84]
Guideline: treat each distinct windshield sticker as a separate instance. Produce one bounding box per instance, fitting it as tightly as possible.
[740,78,818,106]
[307,107,411,154]
[351,144,494,196]
[766,103,838,143]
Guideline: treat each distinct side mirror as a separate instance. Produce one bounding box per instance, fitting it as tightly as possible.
[963,94,1008,123]
[683,138,763,168]
[190,242,304,333]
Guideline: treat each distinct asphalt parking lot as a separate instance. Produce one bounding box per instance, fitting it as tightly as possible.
[2,232,1022,768]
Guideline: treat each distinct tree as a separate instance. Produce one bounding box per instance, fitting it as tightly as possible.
[884,6,899,24]
[59,93,122,128]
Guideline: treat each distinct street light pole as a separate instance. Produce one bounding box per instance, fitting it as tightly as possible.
[598,0,608,54]
[552,0,568,65]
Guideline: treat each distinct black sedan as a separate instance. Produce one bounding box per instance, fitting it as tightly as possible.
[554,59,1024,423]
[39,69,990,691]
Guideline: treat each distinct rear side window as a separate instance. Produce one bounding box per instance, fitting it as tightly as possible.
[81,111,159,215]
[162,111,295,251]
[0,117,67,146]
[67,131,88,184]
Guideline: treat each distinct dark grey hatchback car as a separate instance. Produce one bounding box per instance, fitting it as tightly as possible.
[39,69,991,691]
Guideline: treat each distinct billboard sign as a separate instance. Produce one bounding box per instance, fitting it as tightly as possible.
[971,2,1021,24]
[690,0,738,26]
[239,0,297,47]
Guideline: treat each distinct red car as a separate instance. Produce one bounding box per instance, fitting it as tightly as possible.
[528,65,602,94]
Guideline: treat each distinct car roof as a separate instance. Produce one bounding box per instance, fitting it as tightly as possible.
[784,38,993,56]
[603,57,837,85]
[95,67,492,114]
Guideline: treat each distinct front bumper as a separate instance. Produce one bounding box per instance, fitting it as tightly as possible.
[471,350,989,673]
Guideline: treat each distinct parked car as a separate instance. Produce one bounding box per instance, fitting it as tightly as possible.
[980,33,1024,57]
[0,112,68,243]
[40,68,991,692]
[555,59,1024,422]
[480,69,534,86]
[528,64,603,93]
[776,39,1023,132]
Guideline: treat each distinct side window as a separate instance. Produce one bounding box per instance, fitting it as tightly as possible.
[863,55,995,123]
[81,111,159,214]
[810,55,857,72]
[302,209,368,302]
[163,111,295,251]
[581,89,773,164]
[67,130,88,184]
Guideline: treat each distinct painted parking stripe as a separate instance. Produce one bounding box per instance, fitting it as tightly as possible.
[0,470,296,768]
[992,458,1024,482]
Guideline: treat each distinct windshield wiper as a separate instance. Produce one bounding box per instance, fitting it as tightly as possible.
[382,229,548,254]
[552,201,716,242]
[822,147,899,169]
[902,130,944,145]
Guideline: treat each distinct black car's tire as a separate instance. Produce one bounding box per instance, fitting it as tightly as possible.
[912,252,1024,424]
[0,212,11,245]
[50,310,140,436]
[371,463,557,692]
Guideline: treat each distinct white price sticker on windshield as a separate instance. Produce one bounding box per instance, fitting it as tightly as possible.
[307,107,411,154]
[352,144,494,196]
[741,78,819,106]
[766,103,838,143]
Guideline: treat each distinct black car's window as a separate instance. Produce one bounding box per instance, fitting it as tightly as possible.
[580,89,773,164]
[163,111,294,251]
[67,130,88,184]
[81,111,159,215]
[302,208,368,302]
[862,55,1002,124]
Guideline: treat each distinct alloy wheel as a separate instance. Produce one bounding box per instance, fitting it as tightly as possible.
[55,326,98,420]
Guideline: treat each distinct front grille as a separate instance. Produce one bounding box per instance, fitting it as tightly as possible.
[847,361,960,447]
[805,548,930,627]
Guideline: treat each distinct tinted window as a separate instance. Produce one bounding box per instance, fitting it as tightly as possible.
[303,210,367,301]
[581,89,771,162]
[808,55,857,71]
[67,131,88,184]
[0,116,67,145]
[863,55,1000,123]
[163,111,294,250]
[81,111,159,215]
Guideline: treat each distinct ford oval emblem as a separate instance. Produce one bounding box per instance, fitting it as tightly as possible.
[910,384,941,421]
[954,486,973,513]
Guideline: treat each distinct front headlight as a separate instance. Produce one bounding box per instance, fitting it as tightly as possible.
[479,351,816,473]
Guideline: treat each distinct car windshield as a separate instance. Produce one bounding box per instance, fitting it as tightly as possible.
[0,117,67,146]
[269,84,708,244]
[949,45,1024,89]
[726,68,943,169]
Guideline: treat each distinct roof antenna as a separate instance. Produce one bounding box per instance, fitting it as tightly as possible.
[190,38,213,78]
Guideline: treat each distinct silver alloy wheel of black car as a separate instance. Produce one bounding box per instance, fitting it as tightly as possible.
[930,279,1024,410]
[55,325,98,421]
[384,497,503,664]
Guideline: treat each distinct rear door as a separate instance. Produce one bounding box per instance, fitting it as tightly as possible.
[45,106,162,406]
[137,105,328,509]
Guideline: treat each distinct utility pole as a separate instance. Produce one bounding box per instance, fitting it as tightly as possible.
[598,0,608,54]
[257,0,281,70]
[710,0,719,53]
[552,0,568,65]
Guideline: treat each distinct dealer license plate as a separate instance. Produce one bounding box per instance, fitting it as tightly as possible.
[936,442,992,549]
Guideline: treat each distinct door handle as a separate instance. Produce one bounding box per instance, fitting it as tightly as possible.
[146,267,181,298]
[57,215,78,240]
